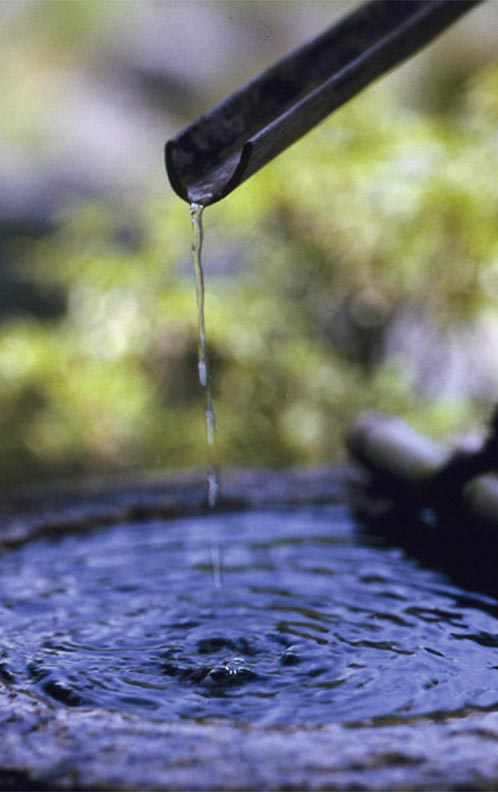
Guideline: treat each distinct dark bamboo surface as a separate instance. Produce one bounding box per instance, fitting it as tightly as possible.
[166,0,481,205]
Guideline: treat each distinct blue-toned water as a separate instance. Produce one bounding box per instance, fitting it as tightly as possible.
[1,501,498,730]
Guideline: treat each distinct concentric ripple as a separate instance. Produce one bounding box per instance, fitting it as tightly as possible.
[1,503,498,727]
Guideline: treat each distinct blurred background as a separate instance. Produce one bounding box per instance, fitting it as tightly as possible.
[1,0,497,490]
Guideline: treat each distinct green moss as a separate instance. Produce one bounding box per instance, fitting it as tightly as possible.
[2,69,498,486]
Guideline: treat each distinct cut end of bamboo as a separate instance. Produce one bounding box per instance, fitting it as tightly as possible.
[463,475,498,527]
[348,410,498,531]
[347,412,450,489]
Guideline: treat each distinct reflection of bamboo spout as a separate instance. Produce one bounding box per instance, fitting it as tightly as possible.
[166,0,481,207]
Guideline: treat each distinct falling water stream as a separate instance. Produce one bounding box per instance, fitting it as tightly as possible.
[190,202,219,509]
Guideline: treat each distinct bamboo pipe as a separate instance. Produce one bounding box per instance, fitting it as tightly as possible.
[348,412,498,529]
[346,412,451,492]
[166,0,481,206]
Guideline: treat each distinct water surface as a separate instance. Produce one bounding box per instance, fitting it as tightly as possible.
[1,502,498,729]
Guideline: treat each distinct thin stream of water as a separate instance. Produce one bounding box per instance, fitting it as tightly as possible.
[190,202,219,509]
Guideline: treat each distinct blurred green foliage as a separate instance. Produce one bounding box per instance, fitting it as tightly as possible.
[1,67,498,488]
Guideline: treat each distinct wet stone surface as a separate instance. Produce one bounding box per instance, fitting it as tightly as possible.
[1,468,498,789]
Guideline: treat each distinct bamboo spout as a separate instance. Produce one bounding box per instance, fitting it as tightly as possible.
[166,0,481,206]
